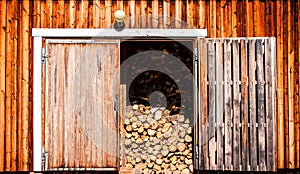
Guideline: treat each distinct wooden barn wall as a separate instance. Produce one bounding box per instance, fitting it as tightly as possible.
[0,0,299,171]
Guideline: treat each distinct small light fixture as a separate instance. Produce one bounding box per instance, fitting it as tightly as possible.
[114,10,126,31]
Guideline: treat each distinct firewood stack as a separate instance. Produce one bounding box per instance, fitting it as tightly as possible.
[122,104,193,174]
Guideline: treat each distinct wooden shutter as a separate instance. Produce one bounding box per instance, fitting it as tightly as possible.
[196,38,277,171]
[44,40,120,170]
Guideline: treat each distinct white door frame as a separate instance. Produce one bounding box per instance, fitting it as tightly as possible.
[32,28,207,171]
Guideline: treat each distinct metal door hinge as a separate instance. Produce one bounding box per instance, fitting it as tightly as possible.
[41,147,48,171]
[42,48,48,63]
[114,95,119,113]
[194,48,198,62]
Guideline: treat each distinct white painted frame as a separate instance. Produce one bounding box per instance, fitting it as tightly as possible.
[32,28,207,171]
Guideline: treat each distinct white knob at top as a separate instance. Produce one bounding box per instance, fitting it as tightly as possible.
[114,10,126,22]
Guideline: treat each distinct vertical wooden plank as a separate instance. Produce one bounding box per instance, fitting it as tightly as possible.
[198,0,205,29]
[216,39,224,170]
[235,0,242,37]
[253,0,264,36]
[245,0,254,37]
[97,44,104,168]
[288,0,295,168]
[175,0,182,28]
[283,1,289,168]
[209,0,216,37]
[129,0,135,28]
[187,0,194,28]
[10,0,18,170]
[113,43,120,168]
[0,0,6,170]
[102,44,109,167]
[58,45,66,167]
[215,0,220,37]
[297,0,300,169]
[271,38,277,171]
[79,44,86,167]
[69,0,76,28]
[200,39,208,170]
[45,44,51,169]
[135,1,141,28]
[40,0,46,28]
[249,39,257,171]
[158,1,163,28]
[64,45,76,168]
[152,0,158,28]
[221,0,231,37]
[256,39,266,171]
[140,0,146,28]
[276,0,284,168]
[74,44,81,168]
[5,1,13,170]
[265,0,271,36]
[33,0,41,28]
[240,39,249,171]
[93,0,101,28]
[21,0,30,170]
[265,38,275,171]
[51,0,57,28]
[46,0,53,28]
[100,1,105,28]
[81,0,89,28]
[224,39,232,170]
[208,40,216,170]
[106,44,112,167]
[163,0,170,28]
[231,0,237,37]
[120,84,126,167]
[232,40,240,170]
[46,44,57,168]
[117,0,123,10]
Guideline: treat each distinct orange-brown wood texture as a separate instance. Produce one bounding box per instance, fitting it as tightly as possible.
[0,0,299,171]
[45,42,119,169]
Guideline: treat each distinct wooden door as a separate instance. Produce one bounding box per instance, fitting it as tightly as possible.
[195,38,277,171]
[44,40,120,170]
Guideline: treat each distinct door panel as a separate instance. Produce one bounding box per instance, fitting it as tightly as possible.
[196,38,277,171]
[45,41,120,169]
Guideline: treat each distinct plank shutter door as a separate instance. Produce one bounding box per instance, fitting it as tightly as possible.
[45,41,120,170]
[197,38,277,171]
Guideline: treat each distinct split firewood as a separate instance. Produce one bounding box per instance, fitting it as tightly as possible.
[122,106,193,173]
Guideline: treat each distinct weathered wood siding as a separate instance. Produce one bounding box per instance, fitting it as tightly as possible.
[45,41,120,170]
[197,38,277,171]
[0,0,299,171]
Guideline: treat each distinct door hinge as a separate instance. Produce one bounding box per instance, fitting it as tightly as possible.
[41,147,48,171]
[195,145,199,159]
[42,48,48,63]
[114,95,119,113]
[194,48,198,62]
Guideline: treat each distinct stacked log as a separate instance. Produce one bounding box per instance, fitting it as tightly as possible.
[122,104,193,174]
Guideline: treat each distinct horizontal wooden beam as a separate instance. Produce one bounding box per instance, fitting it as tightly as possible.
[32,28,207,38]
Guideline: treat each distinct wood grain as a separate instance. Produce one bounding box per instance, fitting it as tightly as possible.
[232,40,240,170]
[0,0,6,170]
[287,0,295,168]
[45,42,120,169]
[199,39,208,170]
[224,39,232,170]
[207,40,216,170]
[256,39,266,171]
[215,39,224,170]
[240,39,249,171]
[276,0,284,169]
[249,39,257,171]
